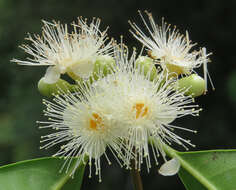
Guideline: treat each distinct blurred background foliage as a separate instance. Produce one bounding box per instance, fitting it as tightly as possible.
[0,0,235,189]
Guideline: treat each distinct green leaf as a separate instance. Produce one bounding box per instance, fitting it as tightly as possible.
[179,167,207,190]
[160,143,236,190]
[177,150,236,190]
[0,157,86,190]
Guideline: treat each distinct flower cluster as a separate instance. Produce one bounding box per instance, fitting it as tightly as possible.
[13,12,212,182]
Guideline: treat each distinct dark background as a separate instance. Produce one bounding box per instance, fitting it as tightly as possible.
[0,0,236,189]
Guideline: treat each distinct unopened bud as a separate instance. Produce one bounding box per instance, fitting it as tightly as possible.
[135,56,157,81]
[91,55,115,81]
[38,77,74,97]
[176,74,205,97]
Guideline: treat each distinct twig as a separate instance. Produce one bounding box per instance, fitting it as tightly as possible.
[130,159,143,190]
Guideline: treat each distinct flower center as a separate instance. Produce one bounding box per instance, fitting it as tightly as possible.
[89,113,104,130]
[166,63,186,75]
[133,103,148,119]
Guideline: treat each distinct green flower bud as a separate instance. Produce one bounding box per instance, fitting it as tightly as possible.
[135,56,157,81]
[91,55,115,81]
[38,77,74,97]
[176,74,205,97]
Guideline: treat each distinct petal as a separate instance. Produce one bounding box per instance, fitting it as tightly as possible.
[44,66,61,84]
[71,59,95,78]
[158,158,180,176]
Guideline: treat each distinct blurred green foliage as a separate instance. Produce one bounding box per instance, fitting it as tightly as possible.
[0,0,235,189]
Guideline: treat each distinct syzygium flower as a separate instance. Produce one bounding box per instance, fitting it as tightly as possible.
[38,83,127,182]
[129,11,213,90]
[12,17,114,84]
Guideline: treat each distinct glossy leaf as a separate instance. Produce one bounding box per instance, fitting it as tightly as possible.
[177,150,236,190]
[0,157,86,190]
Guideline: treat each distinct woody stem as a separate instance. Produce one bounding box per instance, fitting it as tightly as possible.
[130,159,143,190]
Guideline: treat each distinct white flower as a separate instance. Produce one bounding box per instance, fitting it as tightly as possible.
[12,17,114,84]
[129,11,213,90]
[38,84,127,182]
[93,48,200,172]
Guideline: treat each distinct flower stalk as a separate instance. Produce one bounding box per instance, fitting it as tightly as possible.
[131,159,143,190]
